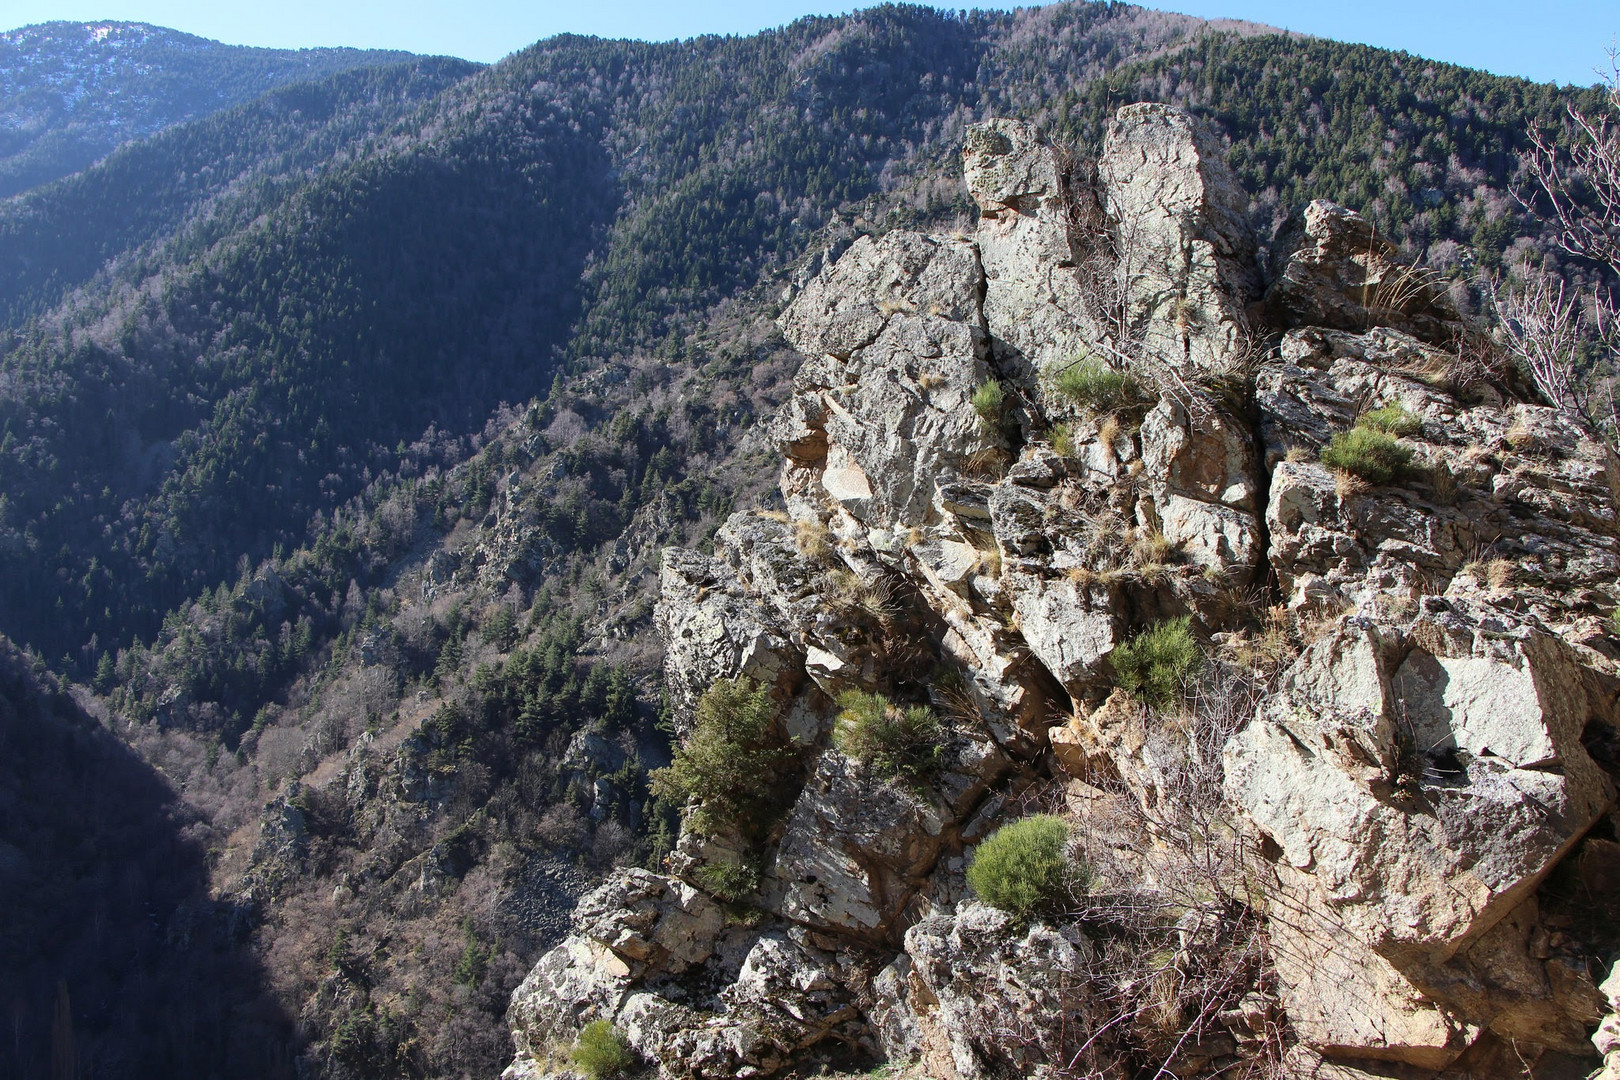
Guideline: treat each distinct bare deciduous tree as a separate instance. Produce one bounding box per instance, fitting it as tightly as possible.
[1497,53,1620,454]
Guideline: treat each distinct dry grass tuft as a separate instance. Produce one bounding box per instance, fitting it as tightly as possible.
[793,519,835,564]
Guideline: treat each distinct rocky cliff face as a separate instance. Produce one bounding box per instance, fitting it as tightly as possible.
[503,107,1620,1080]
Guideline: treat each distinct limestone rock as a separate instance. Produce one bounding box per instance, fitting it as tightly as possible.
[1267,200,1463,346]
[902,902,1093,1080]
[504,934,635,1073]
[777,231,1000,530]
[1098,102,1259,374]
[1137,386,1264,579]
[658,548,802,734]
[766,736,1011,944]
[572,868,728,977]
[1004,569,1119,695]
[778,230,983,361]
[963,119,1096,375]
[1140,397,1259,511]
[1225,610,1616,1065]
[1258,327,1620,628]
[1230,611,1613,963]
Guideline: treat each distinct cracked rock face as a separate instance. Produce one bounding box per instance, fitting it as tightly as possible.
[963,118,1098,377]
[779,230,998,529]
[1258,326,1620,631]
[1267,199,1464,346]
[1099,102,1260,374]
[1225,608,1616,1066]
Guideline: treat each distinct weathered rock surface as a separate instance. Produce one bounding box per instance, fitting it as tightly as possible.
[1098,102,1260,374]
[779,230,999,529]
[658,547,801,731]
[901,902,1093,1080]
[1225,608,1616,1065]
[1258,326,1620,630]
[1267,200,1463,346]
[963,119,1096,376]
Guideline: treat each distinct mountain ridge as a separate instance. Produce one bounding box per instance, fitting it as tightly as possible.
[0,20,430,196]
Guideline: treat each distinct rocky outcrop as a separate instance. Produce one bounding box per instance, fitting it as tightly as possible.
[901,902,1094,1080]
[1098,102,1260,375]
[506,104,1620,1080]
[964,119,1097,377]
[1225,608,1615,1066]
[1267,200,1463,346]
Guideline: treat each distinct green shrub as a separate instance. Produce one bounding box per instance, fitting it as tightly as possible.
[971,379,1007,433]
[1111,616,1202,708]
[693,857,761,902]
[1357,403,1422,437]
[1050,421,1077,458]
[1049,357,1144,413]
[966,814,1083,920]
[571,1019,633,1080]
[1319,426,1413,485]
[833,689,941,782]
[649,678,788,840]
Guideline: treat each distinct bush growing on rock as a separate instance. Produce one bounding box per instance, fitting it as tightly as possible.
[1319,425,1413,484]
[1357,403,1422,437]
[832,689,941,782]
[971,378,1008,434]
[649,677,789,840]
[1049,356,1145,413]
[967,814,1085,920]
[693,857,762,902]
[1111,616,1202,708]
[571,1019,633,1080]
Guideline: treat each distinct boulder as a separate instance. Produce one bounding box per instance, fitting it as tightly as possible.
[1004,569,1120,696]
[778,231,999,530]
[1225,610,1616,1064]
[658,548,802,733]
[766,735,1011,944]
[779,230,983,361]
[963,119,1097,375]
[1267,200,1463,346]
[902,902,1094,1080]
[1098,102,1260,374]
[571,868,728,978]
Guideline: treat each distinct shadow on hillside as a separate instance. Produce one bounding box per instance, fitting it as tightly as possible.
[0,640,295,1080]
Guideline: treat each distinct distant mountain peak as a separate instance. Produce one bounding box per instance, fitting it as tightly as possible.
[0,20,419,196]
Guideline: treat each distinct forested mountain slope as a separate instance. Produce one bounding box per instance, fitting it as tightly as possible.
[0,21,417,196]
[0,634,292,1078]
[0,57,481,328]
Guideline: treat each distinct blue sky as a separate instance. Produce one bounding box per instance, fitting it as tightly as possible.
[2,0,1615,86]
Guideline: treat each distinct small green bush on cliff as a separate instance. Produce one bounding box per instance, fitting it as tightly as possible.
[833,689,941,782]
[1111,617,1202,708]
[692,857,762,903]
[1319,426,1413,484]
[1050,357,1145,413]
[649,677,788,841]
[967,814,1084,921]
[1357,403,1422,437]
[971,379,1008,434]
[571,1019,633,1080]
